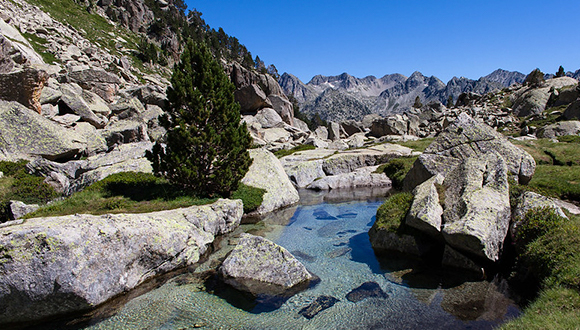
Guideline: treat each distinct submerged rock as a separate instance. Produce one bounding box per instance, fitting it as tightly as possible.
[219,234,314,296]
[298,296,340,319]
[346,281,389,302]
[0,199,243,324]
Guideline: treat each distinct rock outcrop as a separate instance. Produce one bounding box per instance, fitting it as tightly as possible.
[403,113,536,190]
[536,120,580,138]
[219,233,313,296]
[0,199,243,324]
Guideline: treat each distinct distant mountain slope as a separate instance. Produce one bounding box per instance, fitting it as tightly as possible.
[280,69,528,122]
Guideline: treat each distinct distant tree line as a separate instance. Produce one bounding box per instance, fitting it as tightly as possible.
[137,0,257,70]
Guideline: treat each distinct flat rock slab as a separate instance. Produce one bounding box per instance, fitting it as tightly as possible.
[298,296,340,319]
[0,199,243,325]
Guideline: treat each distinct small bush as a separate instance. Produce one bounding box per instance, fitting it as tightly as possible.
[374,192,414,233]
[523,216,580,290]
[273,144,316,158]
[0,160,28,176]
[230,183,266,213]
[375,156,417,189]
[515,207,566,249]
[558,135,580,144]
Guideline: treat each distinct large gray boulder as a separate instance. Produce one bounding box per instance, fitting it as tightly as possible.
[536,120,580,138]
[235,84,271,113]
[59,83,107,129]
[441,152,511,262]
[0,100,84,161]
[404,113,536,190]
[513,88,551,117]
[241,149,299,215]
[219,233,313,296]
[563,99,580,120]
[0,199,243,324]
[66,68,121,103]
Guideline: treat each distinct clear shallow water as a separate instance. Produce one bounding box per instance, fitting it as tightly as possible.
[84,191,520,330]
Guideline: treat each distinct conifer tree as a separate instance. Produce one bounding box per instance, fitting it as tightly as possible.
[556,65,565,77]
[147,40,253,197]
[413,95,423,108]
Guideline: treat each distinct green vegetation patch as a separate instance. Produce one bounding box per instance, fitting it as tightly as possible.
[374,192,413,233]
[273,144,316,158]
[25,172,216,218]
[375,156,418,189]
[394,138,434,152]
[515,207,566,250]
[230,183,266,214]
[522,214,580,290]
[528,165,580,202]
[0,160,59,205]
[501,286,580,329]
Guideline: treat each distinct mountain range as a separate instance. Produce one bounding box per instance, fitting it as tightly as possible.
[280,69,580,122]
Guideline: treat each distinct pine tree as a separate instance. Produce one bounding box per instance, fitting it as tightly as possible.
[556,65,565,77]
[146,40,253,197]
[413,95,423,108]
[524,68,545,87]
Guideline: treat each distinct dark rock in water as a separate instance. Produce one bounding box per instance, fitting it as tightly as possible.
[291,250,317,263]
[303,227,313,231]
[317,221,345,237]
[326,247,352,258]
[346,282,389,302]
[337,212,357,218]
[313,209,337,220]
[299,296,340,319]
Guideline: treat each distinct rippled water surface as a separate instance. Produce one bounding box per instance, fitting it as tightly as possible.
[85,190,520,330]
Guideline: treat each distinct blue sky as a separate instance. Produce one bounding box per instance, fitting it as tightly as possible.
[184,0,580,84]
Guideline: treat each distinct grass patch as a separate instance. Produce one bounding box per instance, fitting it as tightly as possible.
[25,172,216,218]
[375,156,418,189]
[230,183,266,213]
[522,214,580,290]
[501,286,580,329]
[513,138,580,166]
[374,192,413,233]
[527,165,580,202]
[394,138,434,152]
[274,144,316,158]
[21,32,57,64]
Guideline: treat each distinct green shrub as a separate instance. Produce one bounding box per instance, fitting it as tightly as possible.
[558,135,580,144]
[501,286,580,329]
[374,192,414,233]
[375,156,417,189]
[273,144,316,158]
[515,207,566,249]
[0,160,28,176]
[230,183,266,213]
[523,216,580,290]
[0,160,59,204]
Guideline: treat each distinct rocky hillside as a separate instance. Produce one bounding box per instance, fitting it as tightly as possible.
[281,68,580,123]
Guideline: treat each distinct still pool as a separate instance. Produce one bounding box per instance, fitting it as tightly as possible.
[85,191,520,330]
